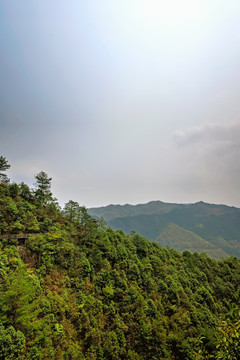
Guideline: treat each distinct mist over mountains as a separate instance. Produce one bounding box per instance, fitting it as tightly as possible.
[88,201,240,259]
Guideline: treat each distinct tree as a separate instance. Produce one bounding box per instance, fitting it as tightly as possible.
[63,201,97,231]
[19,182,34,201]
[63,200,80,222]
[0,156,10,184]
[0,325,25,359]
[215,317,240,359]
[34,171,52,204]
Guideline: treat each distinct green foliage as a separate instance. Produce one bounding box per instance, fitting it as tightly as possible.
[0,175,240,359]
[34,171,53,204]
[63,200,80,222]
[0,156,10,184]
[89,201,240,258]
[0,325,25,359]
[215,317,240,359]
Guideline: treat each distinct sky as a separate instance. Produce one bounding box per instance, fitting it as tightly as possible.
[1,0,240,208]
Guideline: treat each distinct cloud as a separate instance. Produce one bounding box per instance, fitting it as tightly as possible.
[170,122,240,205]
[174,122,240,172]
[174,122,240,148]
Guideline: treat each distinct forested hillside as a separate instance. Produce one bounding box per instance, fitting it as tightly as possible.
[88,201,240,259]
[1,157,240,359]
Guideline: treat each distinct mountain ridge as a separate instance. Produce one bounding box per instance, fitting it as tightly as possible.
[1,168,240,358]
[88,200,240,259]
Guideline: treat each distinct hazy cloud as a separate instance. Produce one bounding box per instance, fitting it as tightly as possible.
[171,122,240,205]
[174,123,240,173]
[174,122,240,148]
[1,1,240,207]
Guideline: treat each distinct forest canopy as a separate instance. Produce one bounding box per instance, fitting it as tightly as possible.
[0,157,240,359]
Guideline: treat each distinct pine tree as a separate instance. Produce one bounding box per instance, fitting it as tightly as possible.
[0,156,10,183]
[34,171,52,204]
[63,200,80,222]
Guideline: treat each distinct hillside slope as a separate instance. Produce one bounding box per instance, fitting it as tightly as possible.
[1,178,240,359]
[155,223,228,259]
[88,201,240,258]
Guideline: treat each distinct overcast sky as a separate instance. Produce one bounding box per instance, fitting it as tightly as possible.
[1,0,240,208]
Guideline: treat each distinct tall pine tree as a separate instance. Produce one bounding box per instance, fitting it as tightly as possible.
[34,171,52,204]
[0,156,10,184]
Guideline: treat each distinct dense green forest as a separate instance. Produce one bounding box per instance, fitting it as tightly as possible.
[0,156,240,359]
[88,201,240,259]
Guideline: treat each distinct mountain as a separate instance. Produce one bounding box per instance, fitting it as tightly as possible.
[88,201,240,259]
[1,176,240,359]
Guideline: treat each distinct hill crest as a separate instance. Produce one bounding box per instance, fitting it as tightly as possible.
[88,200,240,259]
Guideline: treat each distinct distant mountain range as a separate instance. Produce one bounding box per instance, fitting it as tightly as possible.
[88,201,240,259]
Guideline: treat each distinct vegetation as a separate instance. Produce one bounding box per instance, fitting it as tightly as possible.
[0,156,10,184]
[0,157,240,359]
[88,201,240,259]
[155,224,229,259]
[34,171,53,204]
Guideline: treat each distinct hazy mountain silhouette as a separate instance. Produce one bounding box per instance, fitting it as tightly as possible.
[88,201,240,259]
